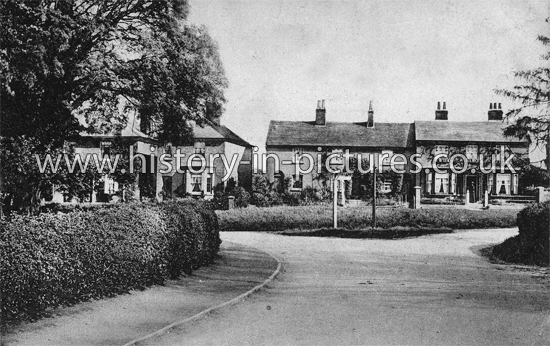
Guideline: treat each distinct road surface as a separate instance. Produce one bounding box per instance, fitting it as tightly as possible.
[146,228,550,346]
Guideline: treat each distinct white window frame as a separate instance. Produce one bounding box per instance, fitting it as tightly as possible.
[194,141,206,156]
[165,142,173,157]
[435,172,450,194]
[381,150,393,166]
[191,174,203,194]
[291,174,303,190]
[292,147,304,163]
[100,141,112,158]
[465,145,478,161]
[380,180,392,193]
[496,173,511,195]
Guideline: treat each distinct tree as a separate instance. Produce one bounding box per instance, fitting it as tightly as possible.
[0,0,228,213]
[495,18,550,186]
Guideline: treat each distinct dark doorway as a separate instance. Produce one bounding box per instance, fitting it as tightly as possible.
[466,176,477,203]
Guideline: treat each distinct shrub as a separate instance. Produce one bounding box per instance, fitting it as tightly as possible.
[39,202,118,214]
[0,200,220,325]
[280,226,454,239]
[231,186,250,208]
[217,205,518,232]
[492,201,549,266]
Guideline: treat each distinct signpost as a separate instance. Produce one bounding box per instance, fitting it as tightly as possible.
[372,166,377,228]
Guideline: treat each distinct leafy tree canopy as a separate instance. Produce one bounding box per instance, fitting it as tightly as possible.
[495,18,549,184]
[0,0,227,146]
[0,0,228,214]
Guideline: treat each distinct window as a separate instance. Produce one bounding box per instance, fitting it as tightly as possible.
[292,147,304,163]
[496,173,511,195]
[380,180,392,193]
[487,174,494,194]
[450,173,456,194]
[465,145,478,161]
[426,173,433,194]
[165,143,173,156]
[513,174,518,194]
[191,175,202,193]
[292,174,303,190]
[100,142,112,158]
[206,175,213,194]
[434,145,448,154]
[330,148,344,166]
[194,142,206,156]
[381,150,393,166]
[103,177,119,194]
[435,173,449,194]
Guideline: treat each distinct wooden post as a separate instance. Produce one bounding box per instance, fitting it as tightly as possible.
[372,166,377,228]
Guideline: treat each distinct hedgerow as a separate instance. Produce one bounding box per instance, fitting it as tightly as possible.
[217,205,518,232]
[492,201,549,266]
[0,200,220,326]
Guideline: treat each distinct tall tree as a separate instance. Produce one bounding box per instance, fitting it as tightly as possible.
[0,0,228,213]
[495,18,550,186]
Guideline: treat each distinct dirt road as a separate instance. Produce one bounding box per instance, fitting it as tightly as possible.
[147,228,549,346]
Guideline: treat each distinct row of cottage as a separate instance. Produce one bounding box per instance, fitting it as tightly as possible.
[54,100,530,205]
[264,101,530,205]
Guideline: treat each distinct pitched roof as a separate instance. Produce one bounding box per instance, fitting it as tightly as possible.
[266,121,414,148]
[415,121,527,143]
[193,120,253,147]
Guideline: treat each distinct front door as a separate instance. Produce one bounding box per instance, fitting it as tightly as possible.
[466,176,477,203]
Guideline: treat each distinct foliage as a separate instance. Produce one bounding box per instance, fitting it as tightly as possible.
[0,0,227,212]
[0,137,102,215]
[492,201,549,266]
[495,18,550,185]
[0,199,220,325]
[231,186,250,208]
[216,205,518,232]
[280,226,454,239]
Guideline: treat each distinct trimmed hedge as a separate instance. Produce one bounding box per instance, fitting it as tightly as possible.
[217,205,518,232]
[492,201,549,266]
[280,226,454,239]
[0,200,220,326]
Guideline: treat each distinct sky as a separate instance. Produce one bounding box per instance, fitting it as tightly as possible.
[188,0,548,157]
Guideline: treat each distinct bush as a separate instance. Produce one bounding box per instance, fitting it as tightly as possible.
[0,200,220,325]
[216,205,518,232]
[231,186,250,208]
[39,202,118,214]
[492,201,549,266]
[280,226,453,239]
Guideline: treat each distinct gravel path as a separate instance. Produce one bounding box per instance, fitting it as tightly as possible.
[147,228,550,346]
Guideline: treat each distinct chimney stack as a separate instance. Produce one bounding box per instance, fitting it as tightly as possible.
[315,99,326,126]
[488,102,503,121]
[367,101,374,127]
[435,101,448,120]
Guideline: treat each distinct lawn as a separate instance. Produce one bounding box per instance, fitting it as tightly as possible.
[216,205,519,232]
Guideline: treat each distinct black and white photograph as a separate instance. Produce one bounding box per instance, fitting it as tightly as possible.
[0,0,549,345]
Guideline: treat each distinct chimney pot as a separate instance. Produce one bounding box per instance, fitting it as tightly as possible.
[315,100,326,126]
[488,102,503,121]
[367,101,374,127]
[435,101,448,120]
